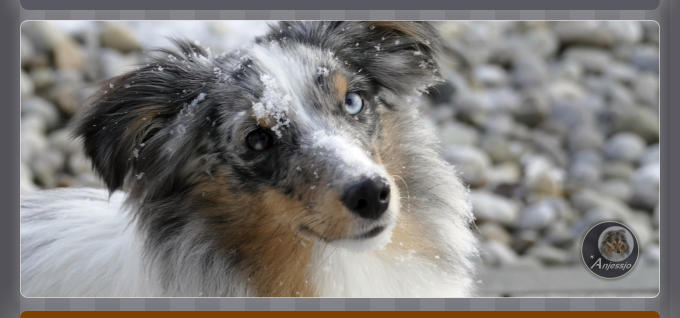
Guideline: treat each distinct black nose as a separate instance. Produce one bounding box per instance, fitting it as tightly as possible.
[341,177,391,220]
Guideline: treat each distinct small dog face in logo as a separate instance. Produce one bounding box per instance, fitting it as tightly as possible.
[599,228,631,262]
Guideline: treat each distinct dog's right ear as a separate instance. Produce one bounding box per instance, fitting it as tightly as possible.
[76,41,216,192]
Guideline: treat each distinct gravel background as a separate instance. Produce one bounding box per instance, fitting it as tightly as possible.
[20,21,660,272]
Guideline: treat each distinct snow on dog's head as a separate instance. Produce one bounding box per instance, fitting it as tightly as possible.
[77,22,441,251]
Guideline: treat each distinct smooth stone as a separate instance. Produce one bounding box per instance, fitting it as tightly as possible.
[512,88,549,127]
[469,190,520,225]
[53,36,84,70]
[29,67,55,90]
[567,124,604,152]
[48,129,82,155]
[600,179,633,202]
[487,162,521,185]
[640,143,660,166]
[20,129,47,164]
[481,241,519,266]
[522,155,564,197]
[98,48,140,78]
[480,134,515,163]
[566,159,601,191]
[617,44,659,73]
[511,54,548,88]
[643,244,660,264]
[545,222,576,247]
[630,163,660,210]
[603,132,646,163]
[633,72,659,107]
[608,104,659,143]
[472,64,508,87]
[68,151,94,175]
[478,222,512,246]
[553,21,643,47]
[517,200,560,230]
[443,145,490,187]
[512,229,540,254]
[602,162,635,181]
[20,162,37,193]
[439,121,479,146]
[100,22,143,53]
[526,243,571,265]
[563,47,613,73]
[21,96,60,130]
[20,70,34,97]
[30,148,65,188]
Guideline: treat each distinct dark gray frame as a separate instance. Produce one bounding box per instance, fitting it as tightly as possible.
[2,0,677,316]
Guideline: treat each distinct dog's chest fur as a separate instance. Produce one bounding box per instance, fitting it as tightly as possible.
[21,188,471,297]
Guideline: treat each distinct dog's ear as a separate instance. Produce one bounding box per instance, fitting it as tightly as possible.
[76,40,217,192]
[266,21,442,95]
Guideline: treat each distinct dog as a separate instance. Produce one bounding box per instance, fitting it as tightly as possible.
[21,21,478,297]
[599,228,631,262]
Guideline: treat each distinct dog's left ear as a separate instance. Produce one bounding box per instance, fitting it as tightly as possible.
[266,21,442,95]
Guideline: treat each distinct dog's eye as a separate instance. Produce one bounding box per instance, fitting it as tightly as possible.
[344,92,364,115]
[246,128,273,151]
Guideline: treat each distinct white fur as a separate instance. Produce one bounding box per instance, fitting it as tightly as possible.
[311,245,473,297]
[20,188,158,297]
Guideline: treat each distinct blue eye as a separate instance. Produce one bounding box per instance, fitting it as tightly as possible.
[344,92,364,115]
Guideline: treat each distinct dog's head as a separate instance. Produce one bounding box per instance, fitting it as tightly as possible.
[602,230,629,257]
[78,21,441,250]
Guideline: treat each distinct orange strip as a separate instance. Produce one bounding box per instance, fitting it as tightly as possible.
[21,311,659,318]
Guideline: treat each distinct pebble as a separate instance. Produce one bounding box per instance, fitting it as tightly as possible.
[563,47,613,74]
[526,243,572,265]
[100,23,143,53]
[567,125,604,152]
[630,163,659,210]
[486,162,521,185]
[30,148,65,188]
[48,129,82,155]
[608,104,659,143]
[603,132,646,163]
[22,97,60,130]
[640,143,660,166]
[599,179,633,202]
[469,191,520,225]
[439,122,479,146]
[472,64,508,87]
[553,21,642,47]
[643,244,660,264]
[480,134,515,163]
[481,241,519,266]
[20,70,34,97]
[516,200,560,230]
[478,222,512,246]
[522,155,564,197]
[443,145,490,187]
[602,162,635,181]
[633,73,659,107]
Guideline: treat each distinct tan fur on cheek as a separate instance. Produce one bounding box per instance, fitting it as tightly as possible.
[303,190,354,241]
[333,73,348,101]
[191,178,317,296]
[376,113,443,262]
